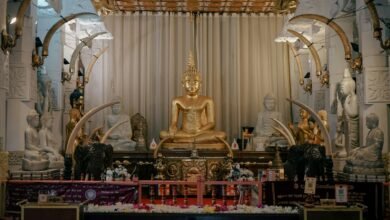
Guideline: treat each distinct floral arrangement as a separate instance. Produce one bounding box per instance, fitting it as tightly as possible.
[85,203,298,214]
[104,165,130,181]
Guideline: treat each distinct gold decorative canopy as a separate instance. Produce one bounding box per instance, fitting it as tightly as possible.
[92,0,297,14]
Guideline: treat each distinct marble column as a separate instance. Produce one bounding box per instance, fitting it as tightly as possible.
[6,1,37,153]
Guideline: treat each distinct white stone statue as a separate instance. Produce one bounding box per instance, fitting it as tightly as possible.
[39,114,64,169]
[343,113,385,175]
[253,93,287,150]
[106,100,136,151]
[338,68,359,151]
[22,110,49,171]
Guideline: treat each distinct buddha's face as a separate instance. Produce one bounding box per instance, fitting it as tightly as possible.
[184,78,200,96]
[366,115,378,129]
[29,114,40,128]
[264,99,275,111]
[112,104,121,115]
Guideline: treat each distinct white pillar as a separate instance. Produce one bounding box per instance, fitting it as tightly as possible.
[6,1,37,151]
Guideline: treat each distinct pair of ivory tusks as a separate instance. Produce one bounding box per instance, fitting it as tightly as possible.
[271,119,296,146]
[66,101,119,155]
[289,14,352,62]
[42,12,97,58]
[271,99,332,157]
[287,29,322,77]
[69,32,107,74]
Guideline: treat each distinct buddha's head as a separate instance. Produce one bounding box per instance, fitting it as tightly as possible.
[340,68,355,96]
[366,113,379,129]
[111,97,122,115]
[27,110,40,128]
[263,93,276,111]
[182,52,201,96]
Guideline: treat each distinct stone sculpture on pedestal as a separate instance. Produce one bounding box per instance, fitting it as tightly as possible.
[131,113,147,150]
[22,110,50,171]
[106,99,136,151]
[253,93,287,150]
[343,113,385,175]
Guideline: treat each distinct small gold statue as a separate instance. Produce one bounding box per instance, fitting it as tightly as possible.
[160,52,226,145]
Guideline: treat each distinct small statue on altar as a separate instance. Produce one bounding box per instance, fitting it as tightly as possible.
[131,113,147,149]
[39,114,64,169]
[289,108,311,145]
[65,89,83,149]
[106,99,136,151]
[159,52,226,145]
[334,121,347,158]
[254,93,287,149]
[344,113,385,175]
[22,110,49,171]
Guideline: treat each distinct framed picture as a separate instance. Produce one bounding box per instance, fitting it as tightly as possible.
[335,184,348,203]
[304,177,317,194]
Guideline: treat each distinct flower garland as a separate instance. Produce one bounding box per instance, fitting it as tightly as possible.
[85,203,298,214]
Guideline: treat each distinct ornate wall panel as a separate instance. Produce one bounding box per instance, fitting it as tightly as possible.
[364,67,390,103]
[8,66,28,99]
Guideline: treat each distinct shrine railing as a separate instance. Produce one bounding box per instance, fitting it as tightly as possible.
[6,179,263,207]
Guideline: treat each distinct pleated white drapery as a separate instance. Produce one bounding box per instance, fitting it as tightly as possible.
[85,12,290,143]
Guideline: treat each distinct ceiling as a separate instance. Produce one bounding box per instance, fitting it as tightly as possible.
[92,0,297,14]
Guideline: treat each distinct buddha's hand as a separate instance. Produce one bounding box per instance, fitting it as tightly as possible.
[168,126,177,137]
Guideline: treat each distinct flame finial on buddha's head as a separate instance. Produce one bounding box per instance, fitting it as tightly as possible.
[182,51,201,83]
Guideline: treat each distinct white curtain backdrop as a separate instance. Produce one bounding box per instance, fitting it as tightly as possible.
[84,12,291,143]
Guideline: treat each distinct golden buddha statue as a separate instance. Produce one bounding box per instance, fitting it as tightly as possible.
[160,52,226,148]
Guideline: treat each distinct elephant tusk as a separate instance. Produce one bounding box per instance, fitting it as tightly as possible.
[69,32,107,75]
[272,125,294,147]
[289,14,352,62]
[153,137,172,159]
[364,0,390,51]
[286,98,332,157]
[100,119,129,144]
[14,0,31,39]
[42,12,97,58]
[271,118,296,146]
[288,42,304,85]
[85,46,109,84]
[66,101,119,156]
[87,126,104,143]
[216,136,234,158]
[288,29,322,77]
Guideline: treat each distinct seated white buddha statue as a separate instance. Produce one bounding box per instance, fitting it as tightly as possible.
[39,114,64,169]
[106,99,136,151]
[344,113,385,175]
[22,110,50,171]
[159,52,226,148]
[253,93,286,150]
